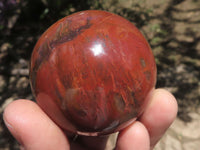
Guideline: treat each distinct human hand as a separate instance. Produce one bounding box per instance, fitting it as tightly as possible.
[3,89,177,150]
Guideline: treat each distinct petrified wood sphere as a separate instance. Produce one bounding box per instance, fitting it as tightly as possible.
[30,10,156,136]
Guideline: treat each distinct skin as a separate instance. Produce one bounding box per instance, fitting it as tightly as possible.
[3,89,178,150]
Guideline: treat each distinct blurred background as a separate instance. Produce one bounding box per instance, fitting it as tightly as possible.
[0,0,199,149]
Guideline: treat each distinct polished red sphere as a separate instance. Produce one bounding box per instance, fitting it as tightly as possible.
[30,10,156,136]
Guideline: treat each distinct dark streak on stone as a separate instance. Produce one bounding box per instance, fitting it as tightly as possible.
[114,93,126,112]
[31,42,52,90]
[76,109,87,117]
[50,18,92,48]
[144,71,151,81]
[55,86,64,103]
[131,91,139,108]
[31,18,92,90]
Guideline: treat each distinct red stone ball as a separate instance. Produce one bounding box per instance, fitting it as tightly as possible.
[30,10,156,136]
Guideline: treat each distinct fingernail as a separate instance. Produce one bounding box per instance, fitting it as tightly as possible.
[3,117,24,146]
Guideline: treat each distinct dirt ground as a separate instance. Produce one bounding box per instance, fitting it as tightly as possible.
[0,0,200,149]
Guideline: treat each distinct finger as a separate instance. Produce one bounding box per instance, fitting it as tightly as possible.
[3,100,70,150]
[139,89,178,149]
[116,121,150,150]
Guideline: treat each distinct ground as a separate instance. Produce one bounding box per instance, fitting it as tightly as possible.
[0,0,200,149]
